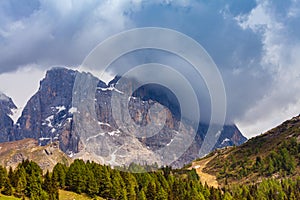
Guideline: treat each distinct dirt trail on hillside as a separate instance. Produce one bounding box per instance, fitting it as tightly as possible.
[189,156,218,188]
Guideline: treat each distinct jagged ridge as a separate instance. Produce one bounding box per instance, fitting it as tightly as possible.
[0,67,246,168]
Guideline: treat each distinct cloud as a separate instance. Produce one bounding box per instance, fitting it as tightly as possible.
[103,0,268,125]
[0,65,45,107]
[0,0,299,137]
[234,0,300,137]
[0,0,138,73]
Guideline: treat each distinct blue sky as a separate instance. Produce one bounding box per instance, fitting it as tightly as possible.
[0,0,300,138]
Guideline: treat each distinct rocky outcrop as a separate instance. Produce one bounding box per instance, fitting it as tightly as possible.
[13,68,77,152]
[0,92,17,142]
[0,67,247,167]
[0,138,72,171]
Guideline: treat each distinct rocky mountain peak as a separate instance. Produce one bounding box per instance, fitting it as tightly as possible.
[0,92,17,142]
[0,67,247,167]
[0,92,17,115]
[0,91,10,101]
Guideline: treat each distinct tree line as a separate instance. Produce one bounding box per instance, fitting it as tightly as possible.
[0,159,300,199]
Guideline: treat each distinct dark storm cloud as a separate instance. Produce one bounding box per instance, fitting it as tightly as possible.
[0,0,300,137]
[111,0,271,123]
[0,0,135,73]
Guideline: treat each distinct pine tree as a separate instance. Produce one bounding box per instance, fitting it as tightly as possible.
[223,191,233,200]
[156,172,170,194]
[202,183,211,199]
[266,159,275,175]
[121,172,138,200]
[8,166,17,187]
[43,171,58,200]
[15,166,27,198]
[98,165,112,198]
[52,163,67,188]
[2,178,13,196]
[40,190,50,200]
[0,165,7,188]
[66,159,87,194]
[155,186,168,200]
[51,172,59,200]
[86,168,99,197]
[110,170,127,200]
[289,192,297,200]
[162,166,172,179]
[188,181,205,200]
[146,181,156,200]
[24,161,44,199]
[280,148,296,174]
[137,188,147,200]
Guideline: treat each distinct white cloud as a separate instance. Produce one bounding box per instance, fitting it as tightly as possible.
[0,65,45,108]
[235,0,300,137]
[0,0,141,73]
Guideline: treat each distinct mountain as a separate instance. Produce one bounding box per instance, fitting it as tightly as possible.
[12,68,77,152]
[0,67,246,168]
[0,92,17,142]
[189,114,300,187]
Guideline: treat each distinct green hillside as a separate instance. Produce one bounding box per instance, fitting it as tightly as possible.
[196,114,300,186]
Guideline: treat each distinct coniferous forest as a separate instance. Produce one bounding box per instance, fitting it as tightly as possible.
[0,159,300,200]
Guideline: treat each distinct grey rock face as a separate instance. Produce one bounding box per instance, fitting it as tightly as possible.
[1,67,247,167]
[0,93,16,142]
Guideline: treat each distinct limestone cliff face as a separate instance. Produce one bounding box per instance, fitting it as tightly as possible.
[0,93,16,142]
[1,67,247,167]
[13,68,77,154]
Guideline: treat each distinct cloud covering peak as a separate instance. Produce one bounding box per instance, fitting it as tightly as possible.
[0,0,299,137]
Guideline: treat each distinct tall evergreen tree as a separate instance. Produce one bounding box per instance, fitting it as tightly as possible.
[121,172,138,200]
[137,188,147,200]
[0,165,7,188]
[66,159,87,194]
[52,163,67,188]
[8,166,17,187]
[24,161,44,199]
[86,168,99,197]
[110,170,127,200]
[146,181,156,200]
[155,186,168,200]
[98,166,112,198]
[2,178,13,196]
[42,171,58,200]
[15,166,27,198]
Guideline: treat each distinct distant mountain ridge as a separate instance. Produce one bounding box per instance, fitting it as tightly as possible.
[0,67,247,167]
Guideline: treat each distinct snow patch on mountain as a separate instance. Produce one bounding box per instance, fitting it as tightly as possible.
[55,106,66,113]
[43,115,54,127]
[97,86,124,94]
[98,121,111,127]
[69,107,78,114]
[9,108,22,124]
[221,138,230,145]
[107,129,121,136]
[86,132,105,142]
[39,137,51,141]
